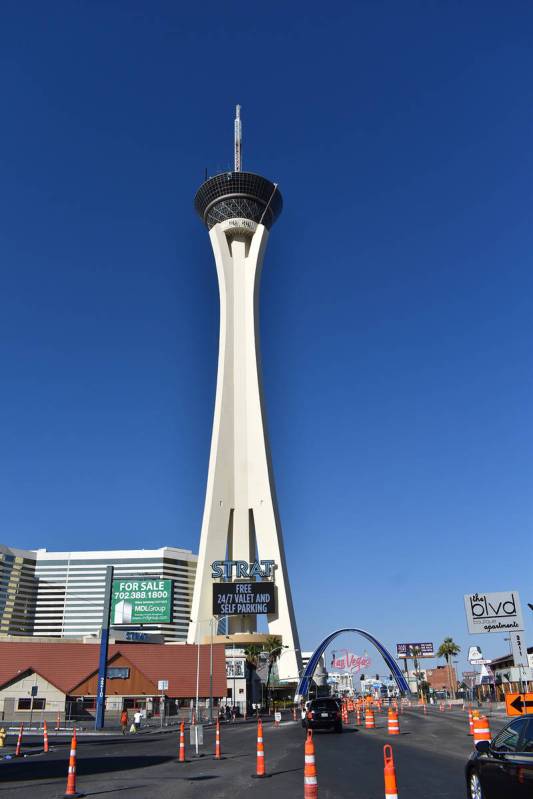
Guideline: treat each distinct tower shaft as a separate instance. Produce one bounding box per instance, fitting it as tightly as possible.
[188,221,300,681]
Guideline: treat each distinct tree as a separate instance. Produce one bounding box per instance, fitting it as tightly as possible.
[263,635,284,710]
[437,637,461,699]
[244,644,263,667]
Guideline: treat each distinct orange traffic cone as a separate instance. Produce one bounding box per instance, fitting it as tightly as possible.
[293,707,297,721]
[356,707,362,725]
[384,744,399,799]
[304,729,318,799]
[473,716,491,744]
[177,721,187,763]
[15,723,23,757]
[64,729,83,798]
[56,713,61,731]
[43,720,49,753]
[365,708,375,729]
[214,719,223,760]
[387,709,400,735]
[468,710,473,735]
[252,719,266,778]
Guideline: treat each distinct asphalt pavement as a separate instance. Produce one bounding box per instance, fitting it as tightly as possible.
[0,707,510,798]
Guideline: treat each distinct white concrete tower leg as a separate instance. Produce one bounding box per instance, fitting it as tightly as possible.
[188,221,301,681]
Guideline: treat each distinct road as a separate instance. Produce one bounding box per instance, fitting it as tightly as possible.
[0,707,508,798]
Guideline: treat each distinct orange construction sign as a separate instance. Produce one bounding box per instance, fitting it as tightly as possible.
[505,693,533,716]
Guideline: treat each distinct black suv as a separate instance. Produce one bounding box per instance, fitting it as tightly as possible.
[302,698,342,733]
[466,713,533,798]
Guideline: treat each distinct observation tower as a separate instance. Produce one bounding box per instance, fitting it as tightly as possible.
[188,107,301,682]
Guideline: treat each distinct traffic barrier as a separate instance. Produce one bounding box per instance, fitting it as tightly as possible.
[387,709,400,735]
[15,723,23,757]
[56,713,61,731]
[214,719,222,760]
[342,704,348,725]
[473,716,491,744]
[252,719,266,778]
[365,709,375,729]
[439,702,445,712]
[43,720,49,753]
[178,721,187,763]
[356,707,362,725]
[384,744,398,799]
[63,729,82,798]
[468,710,473,735]
[304,730,318,799]
[293,707,297,721]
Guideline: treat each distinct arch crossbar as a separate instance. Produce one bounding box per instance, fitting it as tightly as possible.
[295,627,410,701]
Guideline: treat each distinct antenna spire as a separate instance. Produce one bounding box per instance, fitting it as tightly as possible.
[234,105,242,172]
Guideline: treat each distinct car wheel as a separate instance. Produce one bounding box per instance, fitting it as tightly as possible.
[468,769,483,799]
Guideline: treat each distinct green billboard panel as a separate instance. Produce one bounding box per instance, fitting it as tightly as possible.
[111,579,173,624]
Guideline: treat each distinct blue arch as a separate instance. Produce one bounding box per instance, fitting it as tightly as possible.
[295,628,410,700]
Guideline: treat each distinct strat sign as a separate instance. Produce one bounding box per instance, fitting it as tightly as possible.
[464,591,524,634]
[211,560,276,579]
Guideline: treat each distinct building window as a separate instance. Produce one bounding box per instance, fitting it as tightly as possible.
[17,697,46,711]
[108,667,130,680]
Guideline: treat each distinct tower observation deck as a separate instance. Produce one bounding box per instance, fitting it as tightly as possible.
[194,171,283,231]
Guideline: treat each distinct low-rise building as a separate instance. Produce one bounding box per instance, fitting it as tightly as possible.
[425,664,457,695]
[0,639,226,723]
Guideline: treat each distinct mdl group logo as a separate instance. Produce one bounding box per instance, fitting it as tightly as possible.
[464,590,524,634]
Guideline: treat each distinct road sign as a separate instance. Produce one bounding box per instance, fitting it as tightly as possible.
[111,579,173,624]
[274,711,282,723]
[158,680,169,691]
[464,591,524,634]
[510,631,529,668]
[505,693,533,717]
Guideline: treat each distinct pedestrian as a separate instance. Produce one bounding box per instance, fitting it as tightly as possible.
[133,709,142,732]
[120,709,129,735]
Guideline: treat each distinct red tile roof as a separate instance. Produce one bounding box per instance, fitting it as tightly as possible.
[0,642,227,697]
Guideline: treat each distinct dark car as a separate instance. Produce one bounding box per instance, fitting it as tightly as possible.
[466,713,533,798]
[302,698,342,733]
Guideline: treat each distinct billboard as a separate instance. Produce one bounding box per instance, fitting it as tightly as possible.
[396,642,434,658]
[111,579,173,624]
[464,591,524,634]
[212,582,276,616]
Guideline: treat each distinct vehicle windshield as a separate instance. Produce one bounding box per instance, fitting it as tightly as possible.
[310,699,338,711]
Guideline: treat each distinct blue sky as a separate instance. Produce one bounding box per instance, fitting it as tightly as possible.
[0,1,531,673]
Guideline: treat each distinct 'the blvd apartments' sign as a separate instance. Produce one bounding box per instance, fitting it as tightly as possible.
[464,590,524,634]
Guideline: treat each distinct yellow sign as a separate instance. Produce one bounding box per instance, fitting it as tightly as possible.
[505,693,533,716]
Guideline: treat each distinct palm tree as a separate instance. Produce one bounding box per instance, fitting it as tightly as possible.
[243,644,263,667]
[437,637,461,700]
[263,635,283,711]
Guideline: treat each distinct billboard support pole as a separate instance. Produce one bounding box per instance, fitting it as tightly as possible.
[95,565,114,730]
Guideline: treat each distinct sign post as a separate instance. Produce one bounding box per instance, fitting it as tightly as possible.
[95,565,114,730]
[158,680,168,728]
